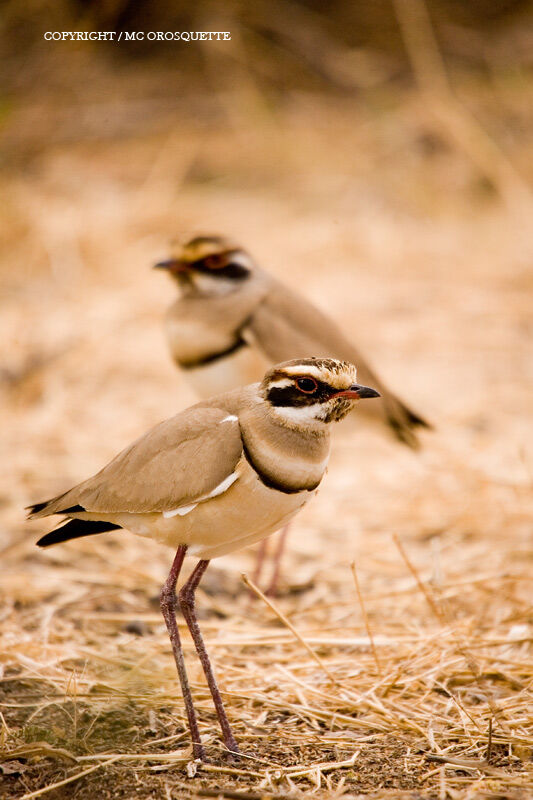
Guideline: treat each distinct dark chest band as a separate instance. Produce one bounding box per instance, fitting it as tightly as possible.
[179,338,247,369]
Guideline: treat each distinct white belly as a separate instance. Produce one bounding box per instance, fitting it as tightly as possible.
[109,457,315,559]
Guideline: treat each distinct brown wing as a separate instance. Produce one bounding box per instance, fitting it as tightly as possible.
[247,280,429,447]
[28,406,243,517]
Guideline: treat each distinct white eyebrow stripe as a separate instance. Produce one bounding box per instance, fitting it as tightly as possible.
[220,415,238,423]
[281,365,325,378]
[162,471,239,519]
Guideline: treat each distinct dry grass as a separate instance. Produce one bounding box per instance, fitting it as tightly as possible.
[1,50,533,799]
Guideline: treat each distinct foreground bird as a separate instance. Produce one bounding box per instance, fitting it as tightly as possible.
[155,236,429,590]
[28,357,380,760]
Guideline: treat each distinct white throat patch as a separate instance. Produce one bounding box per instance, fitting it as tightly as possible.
[190,273,240,297]
[271,403,328,429]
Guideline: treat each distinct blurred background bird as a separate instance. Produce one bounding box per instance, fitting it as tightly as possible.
[155,235,430,592]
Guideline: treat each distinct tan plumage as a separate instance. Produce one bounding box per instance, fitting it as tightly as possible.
[28,358,381,759]
[31,407,242,517]
[28,359,370,558]
[157,236,429,448]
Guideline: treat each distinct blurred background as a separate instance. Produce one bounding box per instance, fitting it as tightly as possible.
[1,1,532,796]
[2,0,531,557]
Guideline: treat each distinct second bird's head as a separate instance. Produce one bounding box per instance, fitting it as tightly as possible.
[154,236,254,295]
[260,358,380,429]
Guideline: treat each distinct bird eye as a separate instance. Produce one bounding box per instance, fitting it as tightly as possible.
[201,255,250,279]
[203,255,224,270]
[296,377,318,393]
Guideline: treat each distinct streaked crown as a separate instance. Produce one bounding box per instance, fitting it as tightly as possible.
[178,235,240,263]
[155,235,254,287]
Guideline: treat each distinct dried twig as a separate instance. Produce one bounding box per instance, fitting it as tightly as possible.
[20,756,121,800]
[241,573,338,684]
[351,560,382,676]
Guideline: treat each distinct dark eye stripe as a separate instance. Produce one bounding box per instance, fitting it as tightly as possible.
[267,377,335,407]
[217,262,250,279]
[190,251,250,280]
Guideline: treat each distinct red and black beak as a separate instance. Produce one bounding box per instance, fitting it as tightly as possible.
[153,258,189,272]
[333,384,381,400]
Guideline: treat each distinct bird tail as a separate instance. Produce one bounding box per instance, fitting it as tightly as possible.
[36,518,121,547]
[382,393,431,449]
[27,493,71,519]
[26,490,87,519]
[28,493,122,547]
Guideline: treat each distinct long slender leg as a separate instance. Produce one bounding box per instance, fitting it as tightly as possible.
[159,545,205,761]
[178,560,239,755]
[251,536,269,588]
[265,524,290,597]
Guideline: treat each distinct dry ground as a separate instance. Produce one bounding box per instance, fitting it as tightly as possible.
[1,65,533,799]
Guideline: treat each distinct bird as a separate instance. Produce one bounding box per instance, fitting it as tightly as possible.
[27,357,380,761]
[154,236,429,591]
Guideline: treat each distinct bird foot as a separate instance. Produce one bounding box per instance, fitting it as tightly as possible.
[223,747,241,764]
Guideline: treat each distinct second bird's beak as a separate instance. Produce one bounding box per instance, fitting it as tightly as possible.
[153,259,189,272]
[334,384,381,400]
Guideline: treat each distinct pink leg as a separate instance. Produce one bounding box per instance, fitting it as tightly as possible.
[266,524,290,597]
[179,560,239,756]
[251,536,269,588]
[159,545,205,760]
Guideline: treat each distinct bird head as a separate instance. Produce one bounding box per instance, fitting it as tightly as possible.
[261,358,380,431]
[154,236,254,295]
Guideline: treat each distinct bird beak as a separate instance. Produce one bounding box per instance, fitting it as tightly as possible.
[334,384,381,400]
[153,259,189,272]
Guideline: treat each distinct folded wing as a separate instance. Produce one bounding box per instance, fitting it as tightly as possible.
[28,406,243,518]
[247,280,429,448]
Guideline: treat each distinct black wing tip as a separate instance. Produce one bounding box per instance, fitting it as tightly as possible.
[389,410,433,450]
[26,500,48,518]
[406,409,433,431]
[37,519,122,547]
[27,501,86,520]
